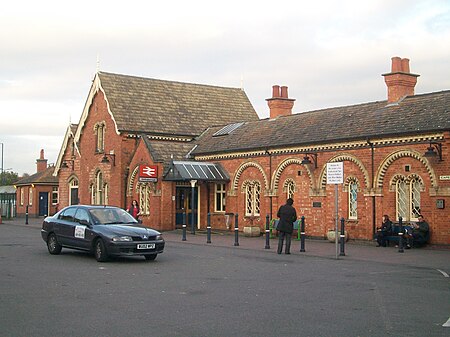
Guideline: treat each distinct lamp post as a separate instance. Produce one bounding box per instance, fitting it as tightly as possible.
[1,142,4,185]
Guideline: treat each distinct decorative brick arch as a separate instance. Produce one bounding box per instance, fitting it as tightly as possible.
[230,161,269,195]
[375,150,437,188]
[127,166,140,197]
[271,157,314,193]
[389,173,425,192]
[319,154,370,189]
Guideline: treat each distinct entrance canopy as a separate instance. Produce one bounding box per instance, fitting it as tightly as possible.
[164,161,230,182]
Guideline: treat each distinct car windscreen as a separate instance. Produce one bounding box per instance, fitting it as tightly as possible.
[89,208,138,225]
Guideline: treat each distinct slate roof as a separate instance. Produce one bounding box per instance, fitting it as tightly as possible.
[15,166,59,186]
[192,90,450,155]
[143,136,196,166]
[98,72,259,137]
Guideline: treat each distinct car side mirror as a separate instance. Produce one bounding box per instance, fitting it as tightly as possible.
[79,219,90,226]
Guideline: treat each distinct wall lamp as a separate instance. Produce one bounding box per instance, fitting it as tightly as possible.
[61,160,74,170]
[423,142,443,161]
[301,153,318,169]
[101,152,116,166]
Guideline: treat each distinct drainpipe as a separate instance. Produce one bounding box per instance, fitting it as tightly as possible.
[367,139,376,239]
[124,167,129,210]
[266,149,273,219]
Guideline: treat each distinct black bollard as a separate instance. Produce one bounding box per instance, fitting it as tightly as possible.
[339,217,346,256]
[207,213,211,244]
[398,216,404,253]
[300,216,306,252]
[25,205,29,225]
[234,213,239,246]
[265,214,270,249]
[182,213,187,241]
[182,224,187,241]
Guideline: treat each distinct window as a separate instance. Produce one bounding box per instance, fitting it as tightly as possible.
[69,179,79,205]
[410,177,421,221]
[244,181,261,216]
[92,171,105,205]
[395,175,423,221]
[215,183,226,212]
[74,208,90,224]
[396,178,408,221]
[348,180,358,219]
[138,183,150,215]
[95,122,105,152]
[52,187,58,205]
[283,179,295,200]
[59,207,76,221]
[29,188,33,206]
[20,188,24,206]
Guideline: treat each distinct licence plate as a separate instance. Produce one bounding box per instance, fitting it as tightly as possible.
[137,243,155,250]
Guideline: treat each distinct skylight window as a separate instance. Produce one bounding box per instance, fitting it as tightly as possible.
[212,122,244,137]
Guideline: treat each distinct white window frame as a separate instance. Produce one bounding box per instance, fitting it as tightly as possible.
[29,187,33,206]
[395,175,423,222]
[244,181,261,217]
[138,183,150,215]
[52,187,59,205]
[215,183,226,212]
[348,180,358,220]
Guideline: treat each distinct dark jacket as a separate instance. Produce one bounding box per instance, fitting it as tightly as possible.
[379,219,393,233]
[277,204,297,234]
[414,220,430,239]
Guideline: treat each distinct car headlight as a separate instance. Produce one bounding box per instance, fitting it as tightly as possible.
[112,236,133,242]
[156,235,164,241]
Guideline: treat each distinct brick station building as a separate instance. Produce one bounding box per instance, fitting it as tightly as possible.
[54,57,450,245]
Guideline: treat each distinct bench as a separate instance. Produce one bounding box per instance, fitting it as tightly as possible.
[384,224,430,247]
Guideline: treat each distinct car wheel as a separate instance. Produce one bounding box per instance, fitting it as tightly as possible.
[94,239,108,262]
[47,233,62,255]
[144,254,157,261]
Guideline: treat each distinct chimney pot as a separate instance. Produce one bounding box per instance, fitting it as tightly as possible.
[401,58,410,73]
[383,56,419,103]
[280,86,288,98]
[272,85,280,98]
[391,57,402,72]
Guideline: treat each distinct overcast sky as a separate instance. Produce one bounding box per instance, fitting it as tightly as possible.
[1,0,449,176]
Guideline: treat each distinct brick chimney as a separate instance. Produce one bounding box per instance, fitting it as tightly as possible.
[36,149,48,173]
[266,85,295,119]
[382,57,420,103]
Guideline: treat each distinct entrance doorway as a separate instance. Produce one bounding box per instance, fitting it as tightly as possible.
[39,192,49,216]
[175,186,198,229]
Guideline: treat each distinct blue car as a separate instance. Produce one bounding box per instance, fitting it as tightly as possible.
[41,205,165,262]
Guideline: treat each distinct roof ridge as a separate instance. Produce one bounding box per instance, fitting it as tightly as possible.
[98,71,243,91]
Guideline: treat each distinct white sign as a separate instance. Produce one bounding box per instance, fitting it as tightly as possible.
[327,162,344,184]
[74,226,86,239]
[439,175,450,181]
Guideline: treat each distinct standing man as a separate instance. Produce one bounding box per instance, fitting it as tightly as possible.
[277,198,297,254]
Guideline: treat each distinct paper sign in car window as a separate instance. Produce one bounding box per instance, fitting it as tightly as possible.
[75,226,86,239]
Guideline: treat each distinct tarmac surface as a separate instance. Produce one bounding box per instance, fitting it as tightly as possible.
[2,216,449,272]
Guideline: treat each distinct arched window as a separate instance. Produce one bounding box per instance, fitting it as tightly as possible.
[69,178,79,205]
[410,177,422,221]
[395,175,423,221]
[283,179,296,200]
[244,181,261,216]
[92,171,106,205]
[396,177,408,221]
[348,179,358,219]
[94,122,105,153]
[138,183,150,215]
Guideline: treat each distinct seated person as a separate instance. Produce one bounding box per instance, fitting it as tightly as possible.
[376,214,392,247]
[404,214,430,248]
